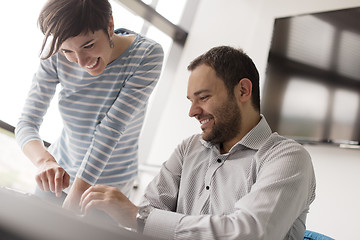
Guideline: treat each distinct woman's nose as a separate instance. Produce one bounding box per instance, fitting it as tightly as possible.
[75,52,89,67]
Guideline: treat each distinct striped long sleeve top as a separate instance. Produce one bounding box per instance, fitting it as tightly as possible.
[15,30,164,186]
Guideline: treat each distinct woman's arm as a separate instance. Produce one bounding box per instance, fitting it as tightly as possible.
[64,39,164,210]
[75,41,164,185]
[15,58,68,197]
[23,140,70,197]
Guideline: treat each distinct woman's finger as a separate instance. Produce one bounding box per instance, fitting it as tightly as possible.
[54,170,64,197]
[46,169,56,193]
[35,175,44,191]
[37,171,50,192]
[63,172,70,188]
[42,177,50,192]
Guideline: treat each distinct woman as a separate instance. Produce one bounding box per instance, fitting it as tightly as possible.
[15,0,163,210]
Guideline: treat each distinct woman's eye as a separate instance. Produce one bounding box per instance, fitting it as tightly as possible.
[61,49,72,54]
[84,43,94,49]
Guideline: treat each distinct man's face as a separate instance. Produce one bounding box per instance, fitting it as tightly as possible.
[187,64,241,144]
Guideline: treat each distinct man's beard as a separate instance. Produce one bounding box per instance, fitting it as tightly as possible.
[202,96,241,144]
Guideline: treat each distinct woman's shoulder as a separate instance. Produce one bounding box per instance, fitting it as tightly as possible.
[135,36,163,55]
[116,28,163,55]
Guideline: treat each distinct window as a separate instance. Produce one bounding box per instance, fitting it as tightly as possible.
[279,77,330,140]
[0,0,199,192]
[0,0,196,141]
[330,89,359,142]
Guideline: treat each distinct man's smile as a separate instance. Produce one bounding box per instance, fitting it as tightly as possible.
[199,117,213,129]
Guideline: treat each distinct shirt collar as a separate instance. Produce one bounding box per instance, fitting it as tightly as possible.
[200,115,272,152]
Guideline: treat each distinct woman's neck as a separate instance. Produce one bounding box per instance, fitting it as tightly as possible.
[110,34,136,63]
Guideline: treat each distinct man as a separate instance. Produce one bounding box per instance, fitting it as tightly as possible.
[79,46,316,240]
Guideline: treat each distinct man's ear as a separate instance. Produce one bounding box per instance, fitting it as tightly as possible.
[236,78,252,102]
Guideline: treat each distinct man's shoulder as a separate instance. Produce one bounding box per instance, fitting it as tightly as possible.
[180,133,203,147]
[175,134,205,154]
[264,132,307,150]
[257,132,311,162]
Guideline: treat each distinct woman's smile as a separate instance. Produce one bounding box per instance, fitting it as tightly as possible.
[86,57,100,69]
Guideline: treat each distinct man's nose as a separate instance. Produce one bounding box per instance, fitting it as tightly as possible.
[189,102,201,118]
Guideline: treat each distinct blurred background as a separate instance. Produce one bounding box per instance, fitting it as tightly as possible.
[1,0,360,239]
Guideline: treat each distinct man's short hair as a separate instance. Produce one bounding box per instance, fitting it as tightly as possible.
[187,46,260,112]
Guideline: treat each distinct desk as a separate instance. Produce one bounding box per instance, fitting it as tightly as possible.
[0,187,150,240]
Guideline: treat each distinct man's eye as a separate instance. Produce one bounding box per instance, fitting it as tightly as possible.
[200,96,209,101]
[84,43,94,49]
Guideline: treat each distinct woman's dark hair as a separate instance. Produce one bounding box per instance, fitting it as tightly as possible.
[38,0,112,59]
[187,46,260,112]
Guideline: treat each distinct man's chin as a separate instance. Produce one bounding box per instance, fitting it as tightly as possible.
[201,132,216,143]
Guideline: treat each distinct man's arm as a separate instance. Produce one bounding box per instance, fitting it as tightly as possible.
[141,141,315,240]
[79,135,187,230]
[79,138,315,240]
[80,185,139,229]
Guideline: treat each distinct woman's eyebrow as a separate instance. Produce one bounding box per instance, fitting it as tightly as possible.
[80,39,94,48]
[60,39,95,52]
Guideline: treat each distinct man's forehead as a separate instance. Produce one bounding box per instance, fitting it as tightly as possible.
[187,66,223,98]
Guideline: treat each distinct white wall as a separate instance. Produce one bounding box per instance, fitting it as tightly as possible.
[140,0,360,239]
[304,144,360,239]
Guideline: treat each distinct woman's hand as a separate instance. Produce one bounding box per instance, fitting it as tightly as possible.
[80,185,139,229]
[23,140,70,197]
[62,177,91,212]
[36,158,70,197]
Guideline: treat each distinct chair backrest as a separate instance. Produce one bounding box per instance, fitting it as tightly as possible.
[304,230,335,240]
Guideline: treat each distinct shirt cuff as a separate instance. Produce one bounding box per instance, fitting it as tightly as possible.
[143,208,183,239]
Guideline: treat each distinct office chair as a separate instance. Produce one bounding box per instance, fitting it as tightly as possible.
[304,230,335,240]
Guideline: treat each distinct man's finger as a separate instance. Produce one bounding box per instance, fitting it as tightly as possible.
[80,194,105,214]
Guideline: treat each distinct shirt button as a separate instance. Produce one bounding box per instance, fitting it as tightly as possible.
[206,186,210,190]
[217,159,222,163]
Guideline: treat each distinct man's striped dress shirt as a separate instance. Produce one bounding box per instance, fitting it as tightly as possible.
[140,116,316,240]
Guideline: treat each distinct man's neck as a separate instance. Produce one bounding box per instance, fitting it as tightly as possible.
[221,113,261,154]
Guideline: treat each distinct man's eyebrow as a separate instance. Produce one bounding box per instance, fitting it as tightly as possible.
[187,89,210,99]
[60,39,94,52]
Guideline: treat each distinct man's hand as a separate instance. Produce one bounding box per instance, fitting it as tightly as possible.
[80,185,139,229]
[36,159,70,197]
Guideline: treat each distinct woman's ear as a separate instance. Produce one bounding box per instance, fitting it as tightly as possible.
[236,78,252,102]
[108,15,115,37]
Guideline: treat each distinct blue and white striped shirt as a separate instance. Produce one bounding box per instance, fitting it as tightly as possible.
[15,31,164,186]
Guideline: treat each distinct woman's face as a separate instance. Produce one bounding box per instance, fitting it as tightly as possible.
[60,30,112,76]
